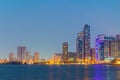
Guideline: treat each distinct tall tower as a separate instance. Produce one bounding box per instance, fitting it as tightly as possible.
[17,46,26,61]
[9,52,15,62]
[76,32,83,59]
[34,52,40,63]
[62,42,68,62]
[83,24,91,61]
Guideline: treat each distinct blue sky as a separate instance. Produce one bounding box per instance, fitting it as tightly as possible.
[0,0,120,59]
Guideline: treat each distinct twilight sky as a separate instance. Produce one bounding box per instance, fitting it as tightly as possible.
[0,0,120,59]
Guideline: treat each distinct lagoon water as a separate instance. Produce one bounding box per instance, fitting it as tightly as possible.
[0,64,120,80]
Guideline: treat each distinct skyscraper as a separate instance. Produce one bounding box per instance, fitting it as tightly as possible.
[9,52,15,62]
[111,35,120,58]
[34,52,40,63]
[83,24,91,61]
[17,46,26,61]
[76,32,84,59]
[76,24,91,63]
[96,34,115,61]
[62,42,68,62]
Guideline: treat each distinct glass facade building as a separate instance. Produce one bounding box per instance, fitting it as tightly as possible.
[96,34,116,61]
[17,46,26,61]
[76,32,83,59]
[83,24,91,61]
[62,42,68,62]
[76,24,91,63]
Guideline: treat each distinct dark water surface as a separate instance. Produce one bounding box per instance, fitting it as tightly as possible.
[0,64,120,80]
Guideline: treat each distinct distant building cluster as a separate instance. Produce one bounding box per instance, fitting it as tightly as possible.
[1,24,120,65]
[52,24,120,64]
[8,46,40,64]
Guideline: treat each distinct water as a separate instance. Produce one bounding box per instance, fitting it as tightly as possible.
[0,64,120,80]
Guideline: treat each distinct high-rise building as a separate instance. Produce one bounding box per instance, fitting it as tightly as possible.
[96,34,115,61]
[26,51,30,62]
[17,46,26,61]
[83,24,91,61]
[111,37,120,58]
[96,34,105,61]
[76,32,84,59]
[76,24,91,63]
[62,42,68,62]
[34,52,40,63]
[9,52,15,62]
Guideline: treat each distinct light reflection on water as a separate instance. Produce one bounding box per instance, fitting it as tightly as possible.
[0,64,120,80]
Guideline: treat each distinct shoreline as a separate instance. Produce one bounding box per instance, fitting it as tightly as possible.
[0,63,118,66]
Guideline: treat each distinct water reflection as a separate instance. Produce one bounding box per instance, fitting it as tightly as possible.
[47,65,120,80]
[84,65,89,80]
[116,66,120,80]
[49,65,54,80]
[106,65,110,80]
[1,64,120,80]
[75,65,81,80]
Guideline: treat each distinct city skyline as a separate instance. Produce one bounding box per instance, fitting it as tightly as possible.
[0,0,120,59]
